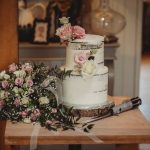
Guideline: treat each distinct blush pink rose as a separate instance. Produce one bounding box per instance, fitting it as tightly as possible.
[56,24,72,41]
[72,25,85,39]
[74,52,89,65]
[22,63,33,73]
[14,98,21,107]
[46,120,53,125]
[9,63,17,72]
[20,111,28,118]
[31,109,40,121]
[0,100,5,109]
[26,79,33,87]
[2,80,9,89]
[15,77,24,86]
[51,108,57,113]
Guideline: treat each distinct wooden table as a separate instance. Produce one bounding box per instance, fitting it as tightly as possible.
[4,97,150,150]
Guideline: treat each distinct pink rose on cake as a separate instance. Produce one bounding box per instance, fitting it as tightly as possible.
[56,17,85,42]
[74,52,90,65]
[72,26,85,39]
[56,23,72,41]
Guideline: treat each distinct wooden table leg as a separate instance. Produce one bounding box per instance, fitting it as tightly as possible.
[116,144,139,150]
[69,144,82,150]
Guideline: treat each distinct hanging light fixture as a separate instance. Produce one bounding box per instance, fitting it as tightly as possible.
[91,0,126,43]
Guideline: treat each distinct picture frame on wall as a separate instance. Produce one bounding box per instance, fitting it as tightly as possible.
[32,19,49,44]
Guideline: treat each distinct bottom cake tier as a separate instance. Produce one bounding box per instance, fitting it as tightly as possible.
[62,66,108,110]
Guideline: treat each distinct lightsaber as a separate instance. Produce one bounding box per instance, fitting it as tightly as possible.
[84,97,142,124]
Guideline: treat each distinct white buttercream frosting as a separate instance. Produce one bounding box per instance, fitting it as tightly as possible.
[72,34,104,45]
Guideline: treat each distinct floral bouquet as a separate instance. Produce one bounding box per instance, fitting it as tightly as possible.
[0,63,93,131]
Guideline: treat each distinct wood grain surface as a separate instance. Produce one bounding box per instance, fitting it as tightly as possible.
[4,97,150,145]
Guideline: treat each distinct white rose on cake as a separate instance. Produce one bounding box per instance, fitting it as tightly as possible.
[81,60,97,76]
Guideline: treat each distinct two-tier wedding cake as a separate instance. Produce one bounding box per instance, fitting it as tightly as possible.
[56,17,108,110]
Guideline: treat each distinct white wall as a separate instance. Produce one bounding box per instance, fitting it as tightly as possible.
[92,0,143,97]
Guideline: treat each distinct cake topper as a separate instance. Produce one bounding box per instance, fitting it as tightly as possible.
[56,17,86,42]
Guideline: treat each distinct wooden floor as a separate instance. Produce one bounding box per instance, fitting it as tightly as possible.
[139,54,150,150]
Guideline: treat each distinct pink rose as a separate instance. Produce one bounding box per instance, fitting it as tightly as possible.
[74,52,89,65]
[22,63,33,73]
[2,80,9,89]
[26,79,33,87]
[72,25,85,39]
[9,63,17,72]
[46,120,53,125]
[51,108,57,113]
[15,77,24,86]
[56,24,72,41]
[0,100,5,109]
[20,111,28,118]
[31,109,40,121]
[14,98,21,107]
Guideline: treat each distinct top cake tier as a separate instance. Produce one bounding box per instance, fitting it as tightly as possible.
[63,34,105,75]
[71,34,104,45]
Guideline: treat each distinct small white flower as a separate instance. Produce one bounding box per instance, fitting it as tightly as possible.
[21,97,29,105]
[81,60,97,76]
[23,118,31,124]
[39,97,49,105]
[59,17,70,24]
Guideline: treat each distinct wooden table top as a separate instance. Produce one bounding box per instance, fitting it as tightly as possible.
[4,97,150,145]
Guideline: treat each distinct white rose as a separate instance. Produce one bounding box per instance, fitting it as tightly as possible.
[4,74,10,80]
[14,70,26,77]
[21,97,29,105]
[23,118,31,124]
[0,91,5,99]
[39,97,49,105]
[0,71,6,79]
[12,86,19,94]
[82,60,97,76]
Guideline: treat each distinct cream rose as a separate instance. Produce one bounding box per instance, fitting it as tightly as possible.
[0,91,6,99]
[23,118,31,124]
[39,97,49,105]
[82,60,97,76]
[21,97,29,105]
[0,71,6,79]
